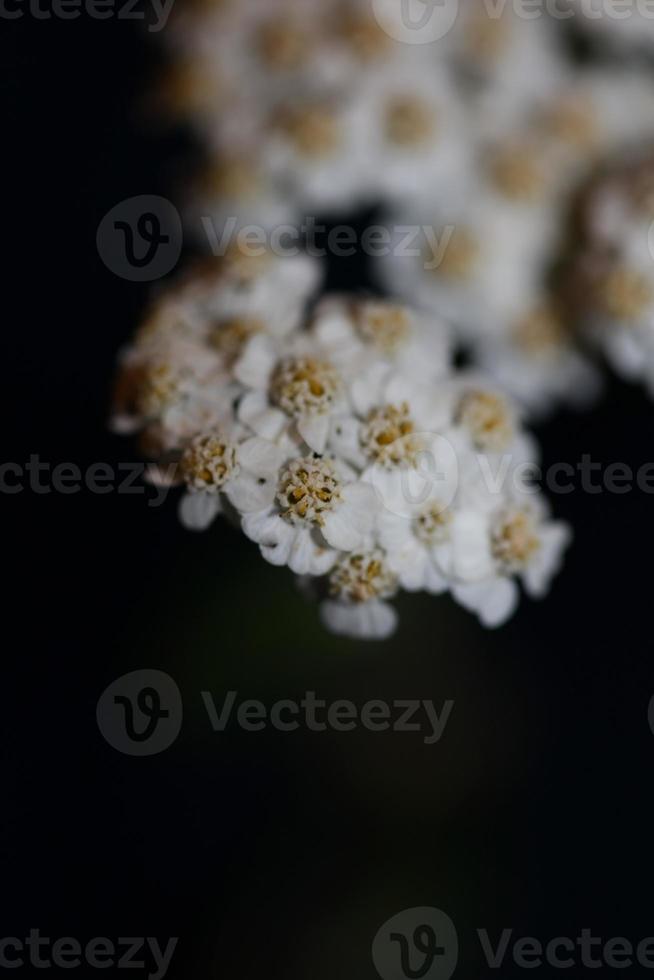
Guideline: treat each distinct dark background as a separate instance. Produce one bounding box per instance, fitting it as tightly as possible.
[3,7,654,977]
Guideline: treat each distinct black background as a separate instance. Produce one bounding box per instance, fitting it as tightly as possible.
[3,7,654,978]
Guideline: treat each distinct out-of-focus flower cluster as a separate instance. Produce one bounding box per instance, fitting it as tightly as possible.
[111,252,570,639]
[568,147,654,396]
[151,0,654,420]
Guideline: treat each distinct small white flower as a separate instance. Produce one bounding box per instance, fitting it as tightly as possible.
[475,303,602,419]
[237,342,346,453]
[241,455,378,575]
[350,56,469,205]
[452,501,572,628]
[179,432,286,532]
[320,549,399,640]
[311,296,450,385]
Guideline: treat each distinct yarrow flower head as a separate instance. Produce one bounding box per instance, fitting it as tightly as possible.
[112,255,571,640]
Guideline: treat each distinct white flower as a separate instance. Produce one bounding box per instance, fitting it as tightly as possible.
[241,454,378,575]
[474,303,602,419]
[320,549,399,640]
[377,190,558,343]
[262,91,371,211]
[452,500,572,628]
[237,338,347,452]
[311,296,451,385]
[451,4,566,132]
[178,431,287,532]
[350,56,469,206]
[113,274,572,638]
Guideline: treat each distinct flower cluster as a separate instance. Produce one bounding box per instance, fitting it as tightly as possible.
[376,65,654,417]
[163,0,469,221]
[569,148,654,395]
[151,1,654,420]
[112,252,571,639]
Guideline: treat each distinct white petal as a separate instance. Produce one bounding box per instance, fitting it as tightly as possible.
[389,542,429,592]
[523,522,571,598]
[453,578,519,629]
[241,508,279,545]
[237,436,285,476]
[246,514,295,567]
[178,491,221,532]
[225,472,276,514]
[287,528,337,576]
[321,482,377,552]
[424,557,449,595]
[377,509,414,553]
[328,415,365,468]
[238,391,287,440]
[450,510,495,583]
[351,361,391,416]
[320,599,398,640]
[297,413,330,454]
[233,334,277,389]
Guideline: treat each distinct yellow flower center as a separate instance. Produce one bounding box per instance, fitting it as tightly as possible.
[457,390,513,452]
[336,10,390,60]
[361,403,421,468]
[208,317,264,361]
[181,432,239,491]
[463,12,509,65]
[136,361,182,419]
[600,266,652,322]
[492,509,541,571]
[206,158,261,200]
[329,550,397,604]
[275,105,342,159]
[277,457,341,526]
[512,307,566,356]
[541,98,598,152]
[271,357,340,418]
[355,302,410,354]
[255,20,308,71]
[414,504,453,546]
[435,228,479,281]
[385,96,436,148]
[490,146,546,202]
